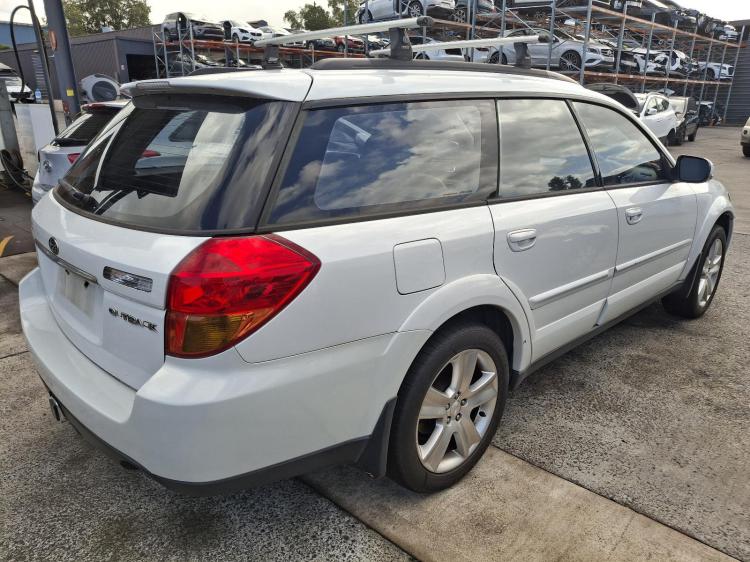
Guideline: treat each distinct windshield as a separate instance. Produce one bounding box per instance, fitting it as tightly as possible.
[56,94,296,233]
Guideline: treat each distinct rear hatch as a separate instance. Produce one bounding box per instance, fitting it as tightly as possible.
[33,89,299,389]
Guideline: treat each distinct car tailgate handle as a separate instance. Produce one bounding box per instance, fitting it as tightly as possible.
[507,228,537,252]
[626,207,643,225]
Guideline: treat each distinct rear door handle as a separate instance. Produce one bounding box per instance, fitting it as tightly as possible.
[507,228,537,252]
[626,207,643,225]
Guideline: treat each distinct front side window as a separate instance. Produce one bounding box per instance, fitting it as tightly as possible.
[497,98,596,197]
[266,99,498,226]
[573,102,668,186]
[57,94,296,232]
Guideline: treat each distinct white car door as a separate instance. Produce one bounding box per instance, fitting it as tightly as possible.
[490,98,618,363]
[573,101,698,323]
[640,96,665,138]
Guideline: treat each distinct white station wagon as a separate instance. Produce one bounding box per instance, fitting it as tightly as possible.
[20,52,733,494]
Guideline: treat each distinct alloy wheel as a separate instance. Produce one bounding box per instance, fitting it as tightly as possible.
[698,238,723,308]
[408,2,423,17]
[453,8,467,22]
[560,52,581,71]
[416,349,498,473]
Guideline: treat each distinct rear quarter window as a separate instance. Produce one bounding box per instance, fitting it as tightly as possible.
[265,99,498,227]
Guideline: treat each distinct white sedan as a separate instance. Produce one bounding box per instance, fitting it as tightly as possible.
[634,92,679,144]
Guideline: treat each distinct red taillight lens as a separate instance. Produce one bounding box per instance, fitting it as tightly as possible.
[141,149,161,158]
[166,235,320,358]
[67,153,80,164]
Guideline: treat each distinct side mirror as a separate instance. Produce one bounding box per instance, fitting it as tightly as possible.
[646,107,658,116]
[675,155,713,183]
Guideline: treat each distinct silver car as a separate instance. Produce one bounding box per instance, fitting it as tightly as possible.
[31,101,127,205]
[357,0,455,22]
[494,27,614,71]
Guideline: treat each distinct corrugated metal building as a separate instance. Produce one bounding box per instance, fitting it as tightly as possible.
[0,25,159,95]
[0,21,39,46]
[726,21,750,125]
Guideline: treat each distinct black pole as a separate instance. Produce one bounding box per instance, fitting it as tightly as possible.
[26,0,59,134]
[42,0,81,120]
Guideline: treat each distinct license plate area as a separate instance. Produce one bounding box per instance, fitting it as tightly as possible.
[59,268,95,316]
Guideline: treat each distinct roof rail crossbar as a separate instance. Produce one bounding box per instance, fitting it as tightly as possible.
[369,35,546,69]
[254,17,435,68]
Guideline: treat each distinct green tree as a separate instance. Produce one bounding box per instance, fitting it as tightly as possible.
[284,3,335,31]
[327,0,360,25]
[62,0,151,36]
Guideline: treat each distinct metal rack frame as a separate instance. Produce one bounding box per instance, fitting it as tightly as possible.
[151,1,745,121]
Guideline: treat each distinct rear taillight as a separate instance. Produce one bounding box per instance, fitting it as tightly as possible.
[166,235,320,358]
[67,153,80,164]
[141,149,161,158]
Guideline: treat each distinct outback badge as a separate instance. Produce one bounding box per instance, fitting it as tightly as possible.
[108,308,158,332]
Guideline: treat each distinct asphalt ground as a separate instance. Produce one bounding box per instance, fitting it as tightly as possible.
[0,277,411,561]
[1,126,747,560]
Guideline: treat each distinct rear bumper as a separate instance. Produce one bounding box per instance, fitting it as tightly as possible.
[20,267,427,493]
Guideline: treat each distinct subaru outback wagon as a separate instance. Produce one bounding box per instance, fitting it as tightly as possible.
[21,58,733,494]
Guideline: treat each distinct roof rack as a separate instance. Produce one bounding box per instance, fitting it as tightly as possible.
[369,35,546,68]
[254,17,435,68]
[308,58,578,84]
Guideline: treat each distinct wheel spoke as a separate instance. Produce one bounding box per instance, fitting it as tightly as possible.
[419,387,451,420]
[698,277,708,303]
[454,418,481,457]
[451,350,478,395]
[464,370,498,410]
[419,424,453,472]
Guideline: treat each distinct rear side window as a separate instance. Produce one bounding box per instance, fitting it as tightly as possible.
[56,94,296,233]
[266,99,498,226]
[497,99,596,197]
[573,102,668,186]
[53,109,119,146]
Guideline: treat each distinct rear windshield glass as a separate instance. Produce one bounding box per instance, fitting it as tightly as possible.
[53,109,119,146]
[56,94,296,233]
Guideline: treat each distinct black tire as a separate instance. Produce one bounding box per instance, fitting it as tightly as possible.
[388,323,509,492]
[688,130,697,142]
[662,225,727,319]
[743,145,750,157]
[501,53,507,65]
[488,51,499,64]
[559,50,582,71]
[407,1,424,17]
[415,52,430,60]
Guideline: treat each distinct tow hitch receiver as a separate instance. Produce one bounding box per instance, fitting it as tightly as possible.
[48,394,65,422]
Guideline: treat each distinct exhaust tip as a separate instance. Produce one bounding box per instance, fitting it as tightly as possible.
[48,395,64,422]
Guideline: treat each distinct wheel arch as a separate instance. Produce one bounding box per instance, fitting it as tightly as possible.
[683,193,734,281]
[398,274,532,374]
